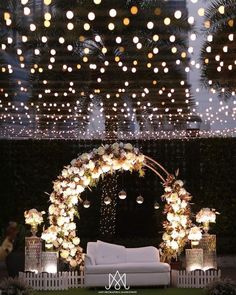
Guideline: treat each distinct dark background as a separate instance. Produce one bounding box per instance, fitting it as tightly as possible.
[0,138,235,254]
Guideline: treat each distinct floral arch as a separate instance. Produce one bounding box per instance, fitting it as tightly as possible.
[42,143,192,267]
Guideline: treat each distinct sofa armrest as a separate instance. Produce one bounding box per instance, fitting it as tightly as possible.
[84,254,95,266]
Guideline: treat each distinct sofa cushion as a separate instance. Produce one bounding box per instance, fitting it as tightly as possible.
[95,240,126,265]
[87,242,97,261]
[85,262,170,274]
[126,246,160,263]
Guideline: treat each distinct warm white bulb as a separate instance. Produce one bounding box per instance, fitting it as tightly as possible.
[118,190,127,200]
[109,9,117,17]
[66,11,74,19]
[67,22,74,30]
[116,36,122,43]
[174,10,182,19]
[88,12,95,21]
[95,35,101,42]
[24,7,30,15]
[41,36,47,43]
[147,21,154,29]
[136,195,144,204]
[59,37,65,44]
[30,24,36,31]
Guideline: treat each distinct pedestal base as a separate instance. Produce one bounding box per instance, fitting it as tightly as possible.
[186,249,203,271]
[25,237,42,272]
[42,251,58,273]
[198,234,217,270]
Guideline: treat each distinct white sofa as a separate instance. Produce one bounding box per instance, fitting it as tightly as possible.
[84,240,170,288]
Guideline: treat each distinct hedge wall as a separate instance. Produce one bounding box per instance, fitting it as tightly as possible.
[0,138,235,254]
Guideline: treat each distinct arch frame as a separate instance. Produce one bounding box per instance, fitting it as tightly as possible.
[41,142,192,266]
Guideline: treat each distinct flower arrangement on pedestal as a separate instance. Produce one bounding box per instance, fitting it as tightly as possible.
[196,208,219,234]
[188,226,202,247]
[24,209,45,236]
[160,174,192,262]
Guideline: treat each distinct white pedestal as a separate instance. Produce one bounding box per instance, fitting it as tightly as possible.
[185,248,203,271]
[42,251,58,273]
[198,234,217,270]
[25,237,42,272]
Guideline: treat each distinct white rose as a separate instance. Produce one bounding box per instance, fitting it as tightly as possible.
[57,217,65,226]
[70,159,77,165]
[72,237,80,246]
[62,169,69,178]
[81,153,89,161]
[180,215,187,226]
[97,146,105,156]
[179,188,187,195]
[76,185,85,193]
[126,152,135,161]
[167,213,174,222]
[69,182,76,189]
[162,233,171,241]
[171,231,179,239]
[61,181,67,188]
[49,205,58,215]
[69,222,76,231]
[179,230,186,238]
[164,186,172,193]
[53,182,61,191]
[87,160,95,170]
[60,250,69,259]
[124,143,133,150]
[112,143,120,150]
[82,176,90,186]
[70,248,77,257]
[172,203,180,213]
[70,259,77,267]
[175,180,184,187]
[169,193,179,203]
[78,169,85,177]
[170,240,179,250]
[68,195,78,205]
[101,164,110,173]
[113,160,122,170]
[137,154,145,162]
[122,162,131,171]
[181,201,187,209]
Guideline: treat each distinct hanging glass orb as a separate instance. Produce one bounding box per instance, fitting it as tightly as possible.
[136,195,144,204]
[104,197,112,205]
[154,202,160,210]
[83,200,90,208]
[118,190,127,200]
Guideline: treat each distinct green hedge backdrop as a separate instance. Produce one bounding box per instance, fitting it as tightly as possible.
[0,138,235,254]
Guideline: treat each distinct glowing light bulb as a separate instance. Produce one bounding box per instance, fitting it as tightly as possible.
[104,197,112,205]
[109,9,117,17]
[83,200,90,208]
[136,195,144,204]
[174,10,182,19]
[147,21,154,29]
[118,190,127,200]
[66,11,74,19]
[67,23,74,30]
[88,12,95,21]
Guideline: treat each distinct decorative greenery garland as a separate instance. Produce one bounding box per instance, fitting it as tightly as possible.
[41,142,192,266]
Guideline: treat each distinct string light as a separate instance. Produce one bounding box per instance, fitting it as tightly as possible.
[136,195,144,204]
[0,0,235,140]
